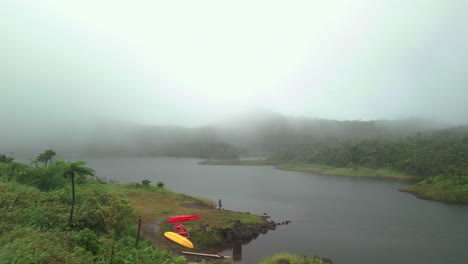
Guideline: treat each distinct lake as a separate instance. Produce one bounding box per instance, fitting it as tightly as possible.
[83,157,468,264]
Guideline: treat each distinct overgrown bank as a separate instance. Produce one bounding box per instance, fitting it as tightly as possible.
[400,176,468,203]
[199,160,416,180]
[0,152,297,263]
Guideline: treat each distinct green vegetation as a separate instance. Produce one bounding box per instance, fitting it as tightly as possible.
[199,160,415,180]
[198,159,278,166]
[0,155,185,263]
[114,183,266,249]
[1,151,293,263]
[0,181,186,263]
[269,126,468,202]
[258,253,328,264]
[198,125,468,203]
[400,176,468,203]
[271,127,468,180]
[36,149,57,167]
[277,163,415,180]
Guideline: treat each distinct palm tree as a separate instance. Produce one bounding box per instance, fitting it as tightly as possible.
[64,161,95,226]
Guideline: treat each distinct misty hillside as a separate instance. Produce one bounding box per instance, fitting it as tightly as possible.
[73,113,452,158]
[2,113,455,160]
[211,112,451,153]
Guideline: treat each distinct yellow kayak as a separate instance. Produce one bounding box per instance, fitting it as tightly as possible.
[164,232,194,249]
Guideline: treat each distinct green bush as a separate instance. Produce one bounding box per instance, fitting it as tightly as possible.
[75,228,100,254]
[142,179,151,186]
[0,228,94,264]
[156,181,165,188]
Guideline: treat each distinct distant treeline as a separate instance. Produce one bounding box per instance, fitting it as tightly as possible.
[159,142,246,159]
[270,126,468,178]
[77,114,450,159]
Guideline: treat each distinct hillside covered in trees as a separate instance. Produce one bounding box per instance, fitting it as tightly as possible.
[270,125,468,179]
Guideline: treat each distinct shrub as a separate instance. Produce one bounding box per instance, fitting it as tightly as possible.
[156,181,165,188]
[142,179,151,186]
[75,228,100,254]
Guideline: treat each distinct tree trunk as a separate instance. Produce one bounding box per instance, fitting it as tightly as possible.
[69,173,75,226]
[135,216,142,247]
[7,165,16,182]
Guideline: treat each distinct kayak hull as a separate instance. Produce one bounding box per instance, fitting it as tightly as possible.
[168,214,200,223]
[164,231,194,249]
[174,224,190,238]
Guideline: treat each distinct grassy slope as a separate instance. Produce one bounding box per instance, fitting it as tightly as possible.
[107,184,266,250]
[400,176,468,203]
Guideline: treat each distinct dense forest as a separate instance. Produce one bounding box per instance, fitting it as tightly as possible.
[270,125,468,179]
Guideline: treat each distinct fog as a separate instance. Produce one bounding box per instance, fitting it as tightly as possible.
[2,1,468,155]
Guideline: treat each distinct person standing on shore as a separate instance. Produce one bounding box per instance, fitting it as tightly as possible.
[218,199,222,210]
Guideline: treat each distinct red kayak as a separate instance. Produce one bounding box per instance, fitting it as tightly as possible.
[173,224,190,238]
[167,215,200,223]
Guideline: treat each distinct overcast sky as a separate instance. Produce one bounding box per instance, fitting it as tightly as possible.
[2,0,468,128]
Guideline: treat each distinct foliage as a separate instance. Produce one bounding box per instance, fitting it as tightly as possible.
[400,176,468,203]
[0,180,186,264]
[156,181,164,188]
[36,149,57,167]
[0,152,186,263]
[0,154,14,163]
[277,163,414,180]
[270,128,468,179]
[142,179,151,186]
[15,161,70,191]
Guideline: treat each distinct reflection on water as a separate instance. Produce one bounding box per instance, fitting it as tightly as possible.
[233,242,242,262]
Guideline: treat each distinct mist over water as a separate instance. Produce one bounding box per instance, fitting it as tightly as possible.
[2,0,468,136]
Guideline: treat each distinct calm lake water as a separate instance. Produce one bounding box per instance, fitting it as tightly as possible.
[84,157,468,264]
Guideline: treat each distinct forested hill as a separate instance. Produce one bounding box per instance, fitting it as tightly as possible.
[2,113,455,159]
[211,113,451,153]
[270,124,468,179]
[80,114,450,158]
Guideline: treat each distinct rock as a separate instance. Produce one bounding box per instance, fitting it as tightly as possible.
[268,220,277,230]
[278,259,290,264]
[259,225,269,233]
